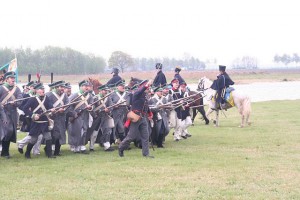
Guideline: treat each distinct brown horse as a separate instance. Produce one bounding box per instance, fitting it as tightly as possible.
[88,77,102,94]
[188,91,209,125]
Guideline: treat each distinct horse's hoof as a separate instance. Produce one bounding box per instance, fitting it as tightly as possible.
[191,123,194,126]
[248,122,252,126]
[238,125,244,128]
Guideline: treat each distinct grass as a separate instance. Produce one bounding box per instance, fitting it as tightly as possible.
[1,100,300,199]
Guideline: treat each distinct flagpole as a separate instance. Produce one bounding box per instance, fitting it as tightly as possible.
[14,52,18,83]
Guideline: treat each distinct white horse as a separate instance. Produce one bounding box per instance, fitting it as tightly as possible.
[197,77,251,128]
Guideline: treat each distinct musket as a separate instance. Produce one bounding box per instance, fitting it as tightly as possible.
[2,96,35,106]
[39,100,82,117]
[96,101,126,113]
[169,91,201,104]
[70,92,112,122]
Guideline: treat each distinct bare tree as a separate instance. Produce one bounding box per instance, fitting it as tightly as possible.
[108,51,134,73]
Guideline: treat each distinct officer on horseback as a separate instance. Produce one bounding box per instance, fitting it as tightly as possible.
[174,66,186,85]
[106,68,122,87]
[153,63,167,87]
[211,65,235,109]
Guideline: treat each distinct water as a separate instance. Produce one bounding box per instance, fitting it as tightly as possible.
[19,81,300,103]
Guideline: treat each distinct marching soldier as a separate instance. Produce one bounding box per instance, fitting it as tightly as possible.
[118,79,154,158]
[64,82,72,97]
[22,83,56,159]
[67,80,93,154]
[17,81,37,154]
[110,79,129,143]
[153,63,167,87]
[0,71,22,159]
[169,78,184,141]
[88,84,115,152]
[106,68,122,86]
[149,87,170,148]
[180,81,192,138]
[46,80,69,156]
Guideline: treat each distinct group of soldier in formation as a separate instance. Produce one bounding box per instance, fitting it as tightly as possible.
[0,63,234,159]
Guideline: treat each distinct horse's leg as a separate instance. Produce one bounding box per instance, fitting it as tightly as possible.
[191,108,197,126]
[216,110,220,127]
[198,107,209,125]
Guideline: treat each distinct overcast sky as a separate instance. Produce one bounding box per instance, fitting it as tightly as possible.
[0,0,299,66]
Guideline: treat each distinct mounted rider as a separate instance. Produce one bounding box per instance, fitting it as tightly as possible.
[211,65,235,109]
[106,68,122,88]
[153,63,167,87]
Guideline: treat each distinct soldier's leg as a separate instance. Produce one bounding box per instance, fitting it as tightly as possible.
[117,120,125,142]
[182,116,192,137]
[89,129,99,151]
[33,134,43,155]
[17,133,31,154]
[118,122,139,156]
[102,128,114,151]
[173,118,182,141]
[43,132,55,158]
[25,135,39,159]
[80,128,88,154]
[139,117,151,157]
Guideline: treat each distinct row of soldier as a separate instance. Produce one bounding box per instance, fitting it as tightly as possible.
[0,63,195,159]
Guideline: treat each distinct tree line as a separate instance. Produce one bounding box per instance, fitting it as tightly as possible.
[274,53,300,66]
[0,46,106,75]
[0,47,207,75]
[108,51,206,72]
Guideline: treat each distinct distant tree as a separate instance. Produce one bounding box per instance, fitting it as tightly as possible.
[108,51,134,73]
[292,53,300,65]
[232,56,258,69]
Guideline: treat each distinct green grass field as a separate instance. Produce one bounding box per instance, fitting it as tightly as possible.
[1,100,300,199]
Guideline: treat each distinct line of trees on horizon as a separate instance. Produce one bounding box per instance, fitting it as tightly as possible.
[274,53,300,66]
[0,47,207,75]
[0,46,106,75]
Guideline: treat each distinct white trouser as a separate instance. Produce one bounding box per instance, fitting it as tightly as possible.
[33,134,43,155]
[181,116,193,136]
[75,145,86,152]
[174,118,183,140]
[17,133,31,149]
[90,130,99,150]
[103,142,111,150]
[169,110,176,129]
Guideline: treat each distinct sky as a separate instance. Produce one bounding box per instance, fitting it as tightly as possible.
[0,0,299,67]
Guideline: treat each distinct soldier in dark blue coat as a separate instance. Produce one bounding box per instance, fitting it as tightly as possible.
[106,68,122,86]
[153,63,167,87]
[22,83,56,159]
[174,66,186,85]
[210,65,235,109]
[118,79,154,158]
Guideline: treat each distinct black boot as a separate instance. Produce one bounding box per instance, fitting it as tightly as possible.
[1,141,11,159]
[45,140,56,158]
[53,140,61,156]
[119,132,125,141]
[25,143,34,159]
[157,134,164,148]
